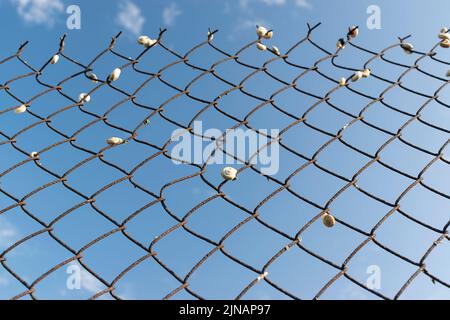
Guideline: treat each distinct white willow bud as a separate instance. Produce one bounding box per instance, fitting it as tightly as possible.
[138,35,157,48]
[106,137,124,146]
[272,46,280,55]
[339,77,346,86]
[348,26,359,38]
[78,93,91,103]
[336,38,345,49]
[440,39,450,48]
[256,25,268,37]
[207,31,214,41]
[322,213,336,228]
[30,151,38,158]
[221,167,237,181]
[441,27,449,34]
[87,72,98,83]
[351,71,363,82]
[400,43,414,54]
[438,33,450,41]
[362,68,371,78]
[50,54,60,64]
[137,35,150,45]
[108,68,121,82]
[145,39,157,48]
[256,42,267,51]
[263,30,273,39]
[14,104,27,114]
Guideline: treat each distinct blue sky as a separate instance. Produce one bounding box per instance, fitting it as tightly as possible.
[0,0,450,300]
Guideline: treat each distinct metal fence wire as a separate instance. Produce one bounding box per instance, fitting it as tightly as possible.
[0,22,450,300]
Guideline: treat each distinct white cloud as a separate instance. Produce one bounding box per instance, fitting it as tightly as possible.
[0,220,18,248]
[11,0,64,26]
[239,0,250,9]
[262,0,286,5]
[223,1,232,14]
[67,262,104,294]
[0,276,9,286]
[241,0,311,8]
[294,0,311,8]
[231,0,310,39]
[338,283,370,300]
[116,0,145,36]
[80,268,104,294]
[228,17,270,41]
[162,3,182,26]
[239,18,270,30]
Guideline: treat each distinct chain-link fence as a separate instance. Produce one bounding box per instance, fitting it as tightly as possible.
[0,22,449,300]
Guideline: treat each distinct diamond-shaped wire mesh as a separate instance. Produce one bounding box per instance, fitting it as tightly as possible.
[0,23,449,300]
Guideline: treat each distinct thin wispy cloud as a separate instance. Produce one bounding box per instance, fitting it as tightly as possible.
[233,0,310,38]
[294,0,311,8]
[228,17,270,41]
[0,276,9,286]
[80,269,104,294]
[338,283,370,300]
[231,0,311,40]
[239,0,250,9]
[262,0,286,5]
[0,220,19,249]
[162,3,182,26]
[116,0,145,36]
[239,18,270,30]
[240,0,311,9]
[223,1,232,14]
[11,0,64,26]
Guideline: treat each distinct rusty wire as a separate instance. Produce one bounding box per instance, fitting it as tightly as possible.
[0,22,449,300]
